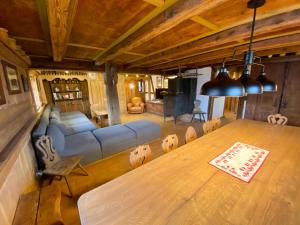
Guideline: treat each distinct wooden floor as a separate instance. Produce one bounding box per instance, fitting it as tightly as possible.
[45,113,234,225]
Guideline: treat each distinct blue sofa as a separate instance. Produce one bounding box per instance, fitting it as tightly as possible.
[32,105,161,169]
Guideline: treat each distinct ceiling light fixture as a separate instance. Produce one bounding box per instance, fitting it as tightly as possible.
[201,0,277,96]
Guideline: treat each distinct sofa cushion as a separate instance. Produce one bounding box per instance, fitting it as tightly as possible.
[93,125,137,158]
[60,116,91,125]
[46,124,65,153]
[64,131,102,165]
[124,120,161,145]
[50,118,96,136]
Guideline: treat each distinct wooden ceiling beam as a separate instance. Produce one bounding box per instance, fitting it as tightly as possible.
[145,29,300,69]
[185,46,300,69]
[94,0,230,65]
[47,0,78,62]
[30,56,158,74]
[148,33,300,70]
[128,4,300,65]
[190,16,219,30]
[36,0,52,56]
[92,0,178,61]
[143,0,165,7]
[130,9,300,68]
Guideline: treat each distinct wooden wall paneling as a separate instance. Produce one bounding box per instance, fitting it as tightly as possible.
[279,61,300,126]
[0,139,38,225]
[244,63,286,121]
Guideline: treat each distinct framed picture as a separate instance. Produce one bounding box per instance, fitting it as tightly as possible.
[156,76,162,88]
[0,75,6,105]
[21,74,29,92]
[1,60,21,94]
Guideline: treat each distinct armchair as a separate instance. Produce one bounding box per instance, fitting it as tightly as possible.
[127,97,145,114]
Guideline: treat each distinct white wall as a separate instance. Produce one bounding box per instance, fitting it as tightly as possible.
[212,97,225,118]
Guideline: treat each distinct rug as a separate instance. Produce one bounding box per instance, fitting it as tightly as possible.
[209,142,270,183]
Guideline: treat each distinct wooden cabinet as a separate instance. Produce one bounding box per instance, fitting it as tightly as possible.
[44,78,90,116]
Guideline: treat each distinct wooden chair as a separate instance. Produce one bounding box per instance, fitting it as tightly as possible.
[267,113,288,125]
[129,145,152,168]
[191,100,207,122]
[212,117,222,129]
[203,121,214,135]
[185,126,197,144]
[35,136,88,197]
[162,134,179,153]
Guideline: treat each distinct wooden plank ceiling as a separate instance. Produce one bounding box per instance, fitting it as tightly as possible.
[0,0,300,73]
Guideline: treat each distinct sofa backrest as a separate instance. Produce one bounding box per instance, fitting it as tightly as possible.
[31,105,51,142]
[46,124,65,154]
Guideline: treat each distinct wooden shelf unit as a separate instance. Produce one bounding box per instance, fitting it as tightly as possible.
[46,78,91,116]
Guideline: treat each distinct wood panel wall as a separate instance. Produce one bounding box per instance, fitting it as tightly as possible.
[0,42,35,154]
[245,60,300,126]
[0,139,38,225]
[0,41,38,224]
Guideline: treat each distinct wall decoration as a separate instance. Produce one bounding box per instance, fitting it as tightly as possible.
[0,75,6,105]
[21,74,29,92]
[1,60,21,94]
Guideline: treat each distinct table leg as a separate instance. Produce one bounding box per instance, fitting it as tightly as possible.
[63,176,73,198]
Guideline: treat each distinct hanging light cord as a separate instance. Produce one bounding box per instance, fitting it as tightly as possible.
[249,7,257,52]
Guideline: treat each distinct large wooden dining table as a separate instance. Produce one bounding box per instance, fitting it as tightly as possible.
[78,120,300,225]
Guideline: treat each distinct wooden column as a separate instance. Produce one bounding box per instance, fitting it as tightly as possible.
[104,63,121,125]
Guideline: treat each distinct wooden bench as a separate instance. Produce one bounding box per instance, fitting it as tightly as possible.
[37,182,63,225]
[12,182,63,225]
[12,190,40,225]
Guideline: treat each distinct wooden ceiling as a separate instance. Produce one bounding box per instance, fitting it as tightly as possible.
[0,0,300,73]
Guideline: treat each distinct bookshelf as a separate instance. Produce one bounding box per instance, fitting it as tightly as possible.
[47,78,90,115]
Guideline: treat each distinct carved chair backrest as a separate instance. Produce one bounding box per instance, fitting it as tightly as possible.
[162,134,179,153]
[193,100,201,112]
[35,135,61,169]
[212,117,222,129]
[267,114,288,125]
[129,145,152,168]
[203,121,214,135]
[185,126,197,144]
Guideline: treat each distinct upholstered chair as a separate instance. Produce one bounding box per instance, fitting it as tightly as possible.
[127,97,145,114]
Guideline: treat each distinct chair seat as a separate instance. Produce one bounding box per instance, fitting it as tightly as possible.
[44,155,82,176]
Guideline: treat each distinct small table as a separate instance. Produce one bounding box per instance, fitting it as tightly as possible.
[93,110,108,127]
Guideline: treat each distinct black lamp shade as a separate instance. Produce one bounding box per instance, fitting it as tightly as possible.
[256,72,277,92]
[201,69,245,97]
[238,71,263,94]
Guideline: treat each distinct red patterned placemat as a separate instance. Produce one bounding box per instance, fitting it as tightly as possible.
[209,142,270,183]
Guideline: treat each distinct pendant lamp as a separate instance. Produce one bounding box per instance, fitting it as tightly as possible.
[201,67,245,97]
[238,68,263,94]
[256,69,277,92]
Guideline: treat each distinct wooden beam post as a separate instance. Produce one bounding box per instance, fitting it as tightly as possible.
[36,0,52,56]
[47,0,78,61]
[104,63,121,125]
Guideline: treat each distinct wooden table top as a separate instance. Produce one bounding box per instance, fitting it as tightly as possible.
[78,120,300,225]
